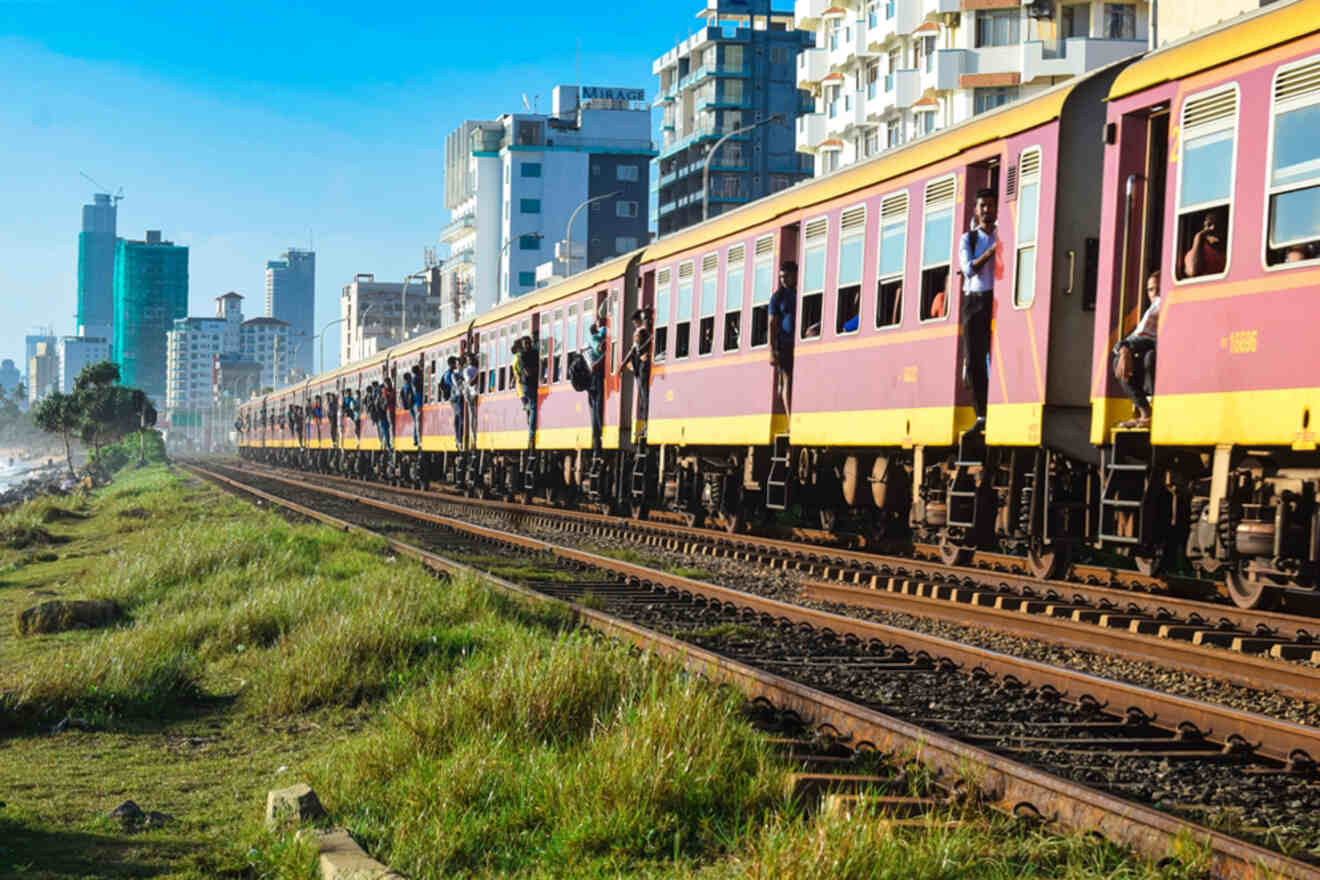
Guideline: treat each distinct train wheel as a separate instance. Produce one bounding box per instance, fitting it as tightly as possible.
[938,535,970,566]
[1028,541,1069,581]
[1225,563,1281,610]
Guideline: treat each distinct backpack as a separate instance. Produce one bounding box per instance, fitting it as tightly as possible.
[439,370,453,402]
[400,384,415,410]
[567,351,592,392]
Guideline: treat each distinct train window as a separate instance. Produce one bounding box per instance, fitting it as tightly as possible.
[497,329,506,391]
[566,305,579,374]
[582,297,594,347]
[482,346,492,393]
[876,191,908,328]
[654,268,671,362]
[750,235,774,347]
[699,252,718,355]
[553,309,564,383]
[920,176,956,320]
[724,243,746,352]
[800,216,827,340]
[1014,148,1042,308]
[675,261,694,359]
[835,205,865,335]
[1266,56,1320,267]
[1176,86,1237,280]
[540,313,552,384]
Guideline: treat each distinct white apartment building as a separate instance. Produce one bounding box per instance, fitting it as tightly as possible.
[165,293,246,420]
[57,335,112,393]
[339,273,445,366]
[794,0,1148,173]
[28,341,58,405]
[441,85,654,316]
[239,317,292,390]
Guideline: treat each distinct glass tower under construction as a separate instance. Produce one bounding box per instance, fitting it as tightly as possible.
[113,230,188,402]
[77,193,118,339]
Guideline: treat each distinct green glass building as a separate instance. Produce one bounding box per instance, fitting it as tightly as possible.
[113,230,188,401]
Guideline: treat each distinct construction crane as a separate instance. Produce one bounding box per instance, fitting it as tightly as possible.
[79,172,124,205]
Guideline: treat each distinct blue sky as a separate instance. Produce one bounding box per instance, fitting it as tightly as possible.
[0,1,705,372]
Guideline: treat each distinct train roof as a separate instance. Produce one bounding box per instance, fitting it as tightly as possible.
[1108,0,1318,101]
[643,63,1112,265]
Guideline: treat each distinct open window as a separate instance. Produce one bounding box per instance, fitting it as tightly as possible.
[1265,55,1320,267]
[920,176,956,320]
[675,261,694,359]
[552,309,564,382]
[566,304,580,374]
[1013,148,1042,307]
[800,216,827,340]
[750,235,774,347]
[1175,86,1237,280]
[699,252,718,355]
[497,328,508,390]
[724,243,746,351]
[540,311,552,383]
[835,205,865,334]
[876,191,907,327]
[654,268,671,362]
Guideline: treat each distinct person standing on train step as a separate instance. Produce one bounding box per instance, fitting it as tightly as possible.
[515,337,539,447]
[327,392,339,447]
[624,309,653,440]
[959,188,1000,434]
[440,356,464,449]
[401,372,419,446]
[768,261,798,419]
[1113,271,1161,429]
[586,317,608,454]
[463,353,480,450]
[380,378,395,453]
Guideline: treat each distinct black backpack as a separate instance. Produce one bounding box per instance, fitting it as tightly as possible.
[567,352,592,391]
[400,384,415,410]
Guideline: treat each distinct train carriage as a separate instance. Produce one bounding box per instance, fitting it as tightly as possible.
[1091,0,1320,606]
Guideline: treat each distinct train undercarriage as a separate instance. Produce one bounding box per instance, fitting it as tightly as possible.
[240,430,1320,610]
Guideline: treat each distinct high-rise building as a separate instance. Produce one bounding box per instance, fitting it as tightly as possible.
[265,249,316,377]
[0,360,21,399]
[28,341,59,405]
[113,230,189,402]
[239,317,291,390]
[24,327,56,392]
[652,1,816,236]
[165,293,246,425]
[340,274,445,365]
[76,193,118,341]
[792,0,1148,174]
[441,85,655,315]
[57,335,112,393]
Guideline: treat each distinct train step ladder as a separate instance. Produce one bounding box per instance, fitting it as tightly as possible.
[766,433,792,511]
[1098,428,1152,546]
[947,430,986,529]
[586,452,606,502]
[630,448,650,503]
[521,451,537,493]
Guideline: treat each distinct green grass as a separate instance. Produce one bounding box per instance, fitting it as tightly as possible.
[0,466,1208,879]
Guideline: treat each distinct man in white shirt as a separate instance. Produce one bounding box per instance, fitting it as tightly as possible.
[958,188,998,433]
[1113,271,1161,429]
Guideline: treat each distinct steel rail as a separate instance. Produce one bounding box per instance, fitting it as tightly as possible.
[187,461,1320,880]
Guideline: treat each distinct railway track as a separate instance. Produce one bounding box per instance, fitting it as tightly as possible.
[229,459,1320,703]
[187,459,1320,878]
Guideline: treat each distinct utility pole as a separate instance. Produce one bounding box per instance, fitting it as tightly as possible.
[564,192,620,277]
[703,114,784,222]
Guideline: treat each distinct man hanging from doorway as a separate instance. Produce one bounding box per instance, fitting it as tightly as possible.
[768,261,798,419]
[623,308,653,443]
[586,309,608,455]
[958,188,999,434]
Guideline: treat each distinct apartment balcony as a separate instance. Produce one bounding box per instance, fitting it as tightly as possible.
[438,214,475,244]
[797,46,829,87]
[796,112,827,151]
[934,48,969,91]
[846,91,873,131]
[795,0,830,29]
[865,0,921,47]
[1020,37,1146,83]
[892,68,921,108]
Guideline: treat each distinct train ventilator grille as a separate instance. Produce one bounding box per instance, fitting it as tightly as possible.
[841,204,867,233]
[657,267,671,286]
[1183,89,1238,133]
[1019,147,1041,181]
[1276,58,1320,106]
[702,252,719,274]
[926,176,956,209]
[755,235,775,258]
[804,216,829,243]
[678,261,694,280]
[881,192,909,220]
[728,243,746,266]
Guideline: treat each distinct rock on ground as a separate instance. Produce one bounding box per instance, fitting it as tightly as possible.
[266,782,326,828]
[17,599,119,635]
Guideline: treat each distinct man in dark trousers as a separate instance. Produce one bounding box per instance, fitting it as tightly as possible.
[586,315,608,454]
[768,261,798,418]
[623,309,653,441]
[958,188,999,433]
[440,356,465,449]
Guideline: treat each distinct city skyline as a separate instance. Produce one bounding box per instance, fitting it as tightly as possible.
[0,2,700,374]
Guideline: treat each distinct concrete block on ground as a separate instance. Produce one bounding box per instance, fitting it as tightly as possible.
[18,599,119,635]
[311,828,408,880]
[266,783,326,828]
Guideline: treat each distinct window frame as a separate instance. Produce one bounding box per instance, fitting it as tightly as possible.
[654,267,672,362]
[698,251,720,357]
[875,189,909,331]
[723,241,747,353]
[918,174,957,325]
[1262,53,1320,272]
[834,203,867,337]
[1011,145,1043,310]
[749,234,775,350]
[674,260,695,360]
[1172,82,1240,286]
[520,198,542,214]
[799,215,830,342]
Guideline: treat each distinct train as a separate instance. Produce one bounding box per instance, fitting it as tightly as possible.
[238,0,1320,610]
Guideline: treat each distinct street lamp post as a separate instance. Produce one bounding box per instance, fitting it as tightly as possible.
[564,192,620,277]
[702,114,785,222]
[399,269,429,345]
[320,316,348,375]
[499,232,543,299]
